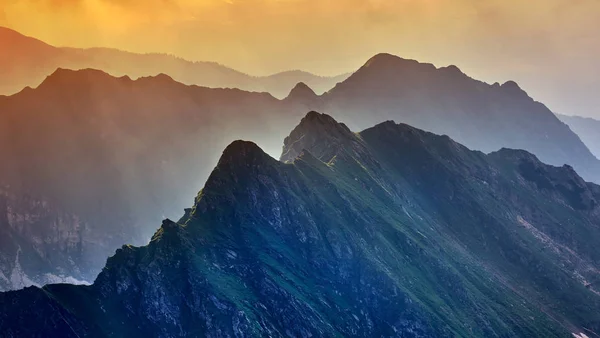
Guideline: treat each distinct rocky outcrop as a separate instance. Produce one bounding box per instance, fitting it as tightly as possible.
[0,188,92,291]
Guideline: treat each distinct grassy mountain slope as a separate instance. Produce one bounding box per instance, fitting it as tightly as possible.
[1,112,599,337]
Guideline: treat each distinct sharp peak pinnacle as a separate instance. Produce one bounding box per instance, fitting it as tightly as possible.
[218,140,273,167]
[281,112,356,162]
[297,111,351,132]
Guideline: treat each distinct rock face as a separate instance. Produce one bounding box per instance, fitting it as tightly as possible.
[0,188,93,291]
[556,113,600,159]
[281,111,354,162]
[1,112,599,337]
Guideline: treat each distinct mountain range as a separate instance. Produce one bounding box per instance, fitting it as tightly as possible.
[0,68,304,291]
[294,53,600,184]
[0,26,348,98]
[557,114,600,159]
[1,52,599,292]
[1,112,599,337]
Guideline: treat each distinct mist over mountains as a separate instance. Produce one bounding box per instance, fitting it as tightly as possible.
[0,26,348,98]
[1,24,600,337]
[0,67,307,290]
[2,112,599,337]
[557,114,600,159]
[1,48,600,292]
[292,53,600,184]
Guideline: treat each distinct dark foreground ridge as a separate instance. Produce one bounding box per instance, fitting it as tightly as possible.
[1,112,600,337]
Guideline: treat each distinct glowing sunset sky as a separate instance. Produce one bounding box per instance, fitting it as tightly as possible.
[1,0,599,117]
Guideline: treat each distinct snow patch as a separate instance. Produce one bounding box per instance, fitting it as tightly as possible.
[572,333,590,338]
[10,247,38,289]
[0,270,9,284]
[42,273,91,286]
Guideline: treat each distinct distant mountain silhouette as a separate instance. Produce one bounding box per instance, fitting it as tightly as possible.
[0,68,307,290]
[285,53,600,183]
[556,113,600,159]
[0,26,348,98]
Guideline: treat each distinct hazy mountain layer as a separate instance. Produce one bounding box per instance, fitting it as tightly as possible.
[0,68,306,291]
[0,187,93,290]
[289,53,600,183]
[0,55,597,289]
[0,26,348,98]
[2,53,600,291]
[557,114,600,159]
[1,112,599,337]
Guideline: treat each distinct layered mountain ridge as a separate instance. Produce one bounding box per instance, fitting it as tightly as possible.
[557,113,600,159]
[0,26,348,98]
[307,53,600,184]
[0,67,306,291]
[1,112,599,337]
[2,55,600,291]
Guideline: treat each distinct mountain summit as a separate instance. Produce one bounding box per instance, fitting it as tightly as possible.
[1,112,599,337]
[315,54,600,183]
[281,111,354,162]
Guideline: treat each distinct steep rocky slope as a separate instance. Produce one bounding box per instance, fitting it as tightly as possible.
[1,112,599,337]
[0,187,94,290]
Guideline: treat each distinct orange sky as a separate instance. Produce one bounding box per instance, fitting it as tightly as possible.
[1,0,599,116]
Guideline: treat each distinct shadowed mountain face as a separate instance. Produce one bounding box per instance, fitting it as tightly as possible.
[287,53,600,183]
[557,114,600,159]
[2,57,600,291]
[0,187,93,290]
[0,27,348,98]
[0,68,311,290]
[1,112,599,337]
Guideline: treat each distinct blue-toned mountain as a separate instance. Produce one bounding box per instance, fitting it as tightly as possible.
[1,112,599,337]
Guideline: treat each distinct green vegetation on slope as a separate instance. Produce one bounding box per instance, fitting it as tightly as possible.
[1,112,599,337]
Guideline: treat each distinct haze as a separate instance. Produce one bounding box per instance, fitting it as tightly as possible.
[1,0,599,118]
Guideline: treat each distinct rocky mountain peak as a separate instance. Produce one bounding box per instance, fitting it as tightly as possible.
[219,140,270,165]
[281,111,355,163]
[500,80,529,97]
